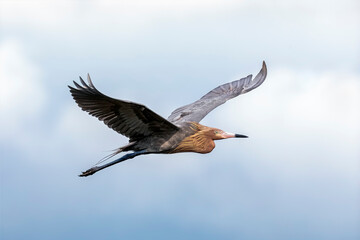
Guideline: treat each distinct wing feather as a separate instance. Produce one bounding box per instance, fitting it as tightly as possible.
[69,74,179,141]
[168,61,267,124]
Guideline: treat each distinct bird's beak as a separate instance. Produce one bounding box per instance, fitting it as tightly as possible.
[221,132,248,138]
[235,134,248,138]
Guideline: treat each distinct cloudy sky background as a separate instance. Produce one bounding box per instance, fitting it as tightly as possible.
[1,0,359,239]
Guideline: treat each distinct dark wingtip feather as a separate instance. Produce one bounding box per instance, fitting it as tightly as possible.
[262,61,267,76]
[246,61,267,90]
[79,76,87,87]
[73,80,83,89]
[87,73,95,87]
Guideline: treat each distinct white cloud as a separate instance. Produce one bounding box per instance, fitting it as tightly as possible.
[2,0,358,36]
[213,68,360,179]
[0,0,240,31]
[0,0,78,29]
[215,67,360,133]
[267,69,358,135]
[1,0,358,74]
[0,39,46,135]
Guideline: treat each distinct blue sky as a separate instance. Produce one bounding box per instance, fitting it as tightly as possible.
[1,0,359,239]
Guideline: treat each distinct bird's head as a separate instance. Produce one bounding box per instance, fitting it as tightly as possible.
[208,128,248,140]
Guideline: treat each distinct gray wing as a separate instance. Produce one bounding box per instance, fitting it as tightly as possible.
[69,74,179,141]
[168,61,267,124]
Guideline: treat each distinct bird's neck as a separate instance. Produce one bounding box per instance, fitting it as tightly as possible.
[171,122,215,154]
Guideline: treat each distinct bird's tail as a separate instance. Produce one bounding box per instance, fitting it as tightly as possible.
[93,142,136,166]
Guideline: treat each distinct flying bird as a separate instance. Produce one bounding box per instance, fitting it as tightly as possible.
[69,61,267,177]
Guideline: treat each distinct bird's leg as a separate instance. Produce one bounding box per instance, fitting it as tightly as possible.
[79,150,147,177]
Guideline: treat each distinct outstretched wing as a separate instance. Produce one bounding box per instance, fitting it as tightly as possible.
[168,61,267,124]
[69,75,179,141]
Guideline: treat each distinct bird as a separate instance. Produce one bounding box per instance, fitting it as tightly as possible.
[69,61,267,177]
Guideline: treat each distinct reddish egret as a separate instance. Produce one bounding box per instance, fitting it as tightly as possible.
[69,61,267,177]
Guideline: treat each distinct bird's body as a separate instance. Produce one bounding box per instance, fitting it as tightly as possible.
[69,61,267,176]
[124,122,223,154]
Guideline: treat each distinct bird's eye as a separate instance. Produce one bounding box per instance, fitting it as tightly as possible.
[214,130,219,134]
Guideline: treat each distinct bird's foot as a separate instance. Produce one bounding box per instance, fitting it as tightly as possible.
[79,166,100,177]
